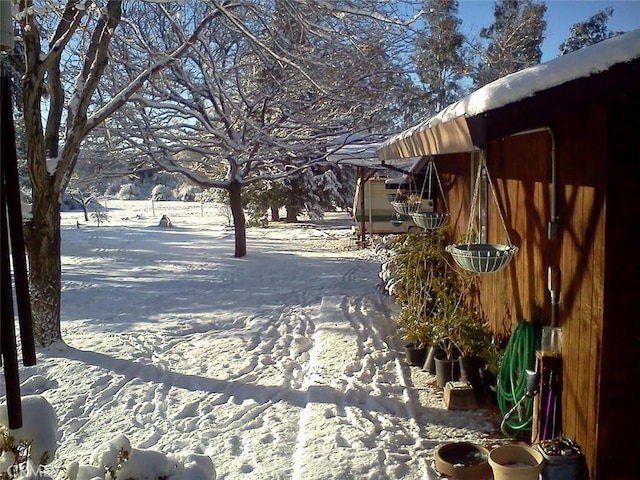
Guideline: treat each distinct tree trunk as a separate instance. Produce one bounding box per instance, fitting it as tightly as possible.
[228,180,247,257]
[270,205,280,222]
[24,188,63,346]
[285,206,299,223]
[81,202,89,222]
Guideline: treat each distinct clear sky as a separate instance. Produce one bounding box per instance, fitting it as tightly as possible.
[457,0,640,61]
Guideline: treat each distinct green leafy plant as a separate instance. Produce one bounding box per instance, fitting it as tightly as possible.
[389,227,467,350]
[389,227,497,367]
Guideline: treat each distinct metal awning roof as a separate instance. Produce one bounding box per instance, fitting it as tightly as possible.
[326,142,384,168]
[326,133,421,170]
[377,115,475,161]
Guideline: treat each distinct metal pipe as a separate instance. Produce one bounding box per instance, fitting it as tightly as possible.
[1,74,36,366]
[548,266,561,328]
[546,127,558,240]
[0,179,23,429]
[545,127,561,329]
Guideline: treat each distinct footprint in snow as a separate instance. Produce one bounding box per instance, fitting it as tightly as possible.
[335,434,351,448]
[20,375,58,395]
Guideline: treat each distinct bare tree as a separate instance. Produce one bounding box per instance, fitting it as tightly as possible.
[13,0,417,346]
[107,0,413,257]
[18,0,224,346]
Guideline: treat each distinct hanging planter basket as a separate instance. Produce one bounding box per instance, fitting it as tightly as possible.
[391,201,422,215]
[409,157,451,230]
[411,211,449,230]
[446,243,518,273]
[447,152,518,274]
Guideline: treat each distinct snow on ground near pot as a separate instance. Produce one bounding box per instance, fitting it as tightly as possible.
[7,200,497,479]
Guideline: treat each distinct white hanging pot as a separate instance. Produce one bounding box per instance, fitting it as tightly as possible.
[410,157,451,230]
[391,200,421,215]
[446,243,518,273]
[447,152,518,274]
[411,211,449,230]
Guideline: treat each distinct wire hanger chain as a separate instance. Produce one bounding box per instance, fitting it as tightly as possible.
[466,151,512,246]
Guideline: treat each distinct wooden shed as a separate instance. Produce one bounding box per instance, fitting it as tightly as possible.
[378,30,640,480]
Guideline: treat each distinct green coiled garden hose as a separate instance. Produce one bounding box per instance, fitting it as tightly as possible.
[497,320,540,437]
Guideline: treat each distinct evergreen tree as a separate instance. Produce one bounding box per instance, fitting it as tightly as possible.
[414,0,466,114]
[558,7,623,55]
[414,0,468,114]
[474,0,547,87]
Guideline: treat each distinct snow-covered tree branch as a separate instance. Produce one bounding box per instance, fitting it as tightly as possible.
[102,0,413,257]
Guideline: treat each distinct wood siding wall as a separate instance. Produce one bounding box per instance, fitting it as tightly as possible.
[437,108,611,478]
[597,98,640,480]
[553,110,606,478]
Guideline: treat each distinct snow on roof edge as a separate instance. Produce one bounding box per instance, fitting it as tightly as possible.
[391,29,640,143]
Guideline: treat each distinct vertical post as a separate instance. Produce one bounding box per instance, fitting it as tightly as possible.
[0,182,22,429]
[1,64,38,429]
[358,167,366,247]
[531,351,562,443]
[1,74,35,365]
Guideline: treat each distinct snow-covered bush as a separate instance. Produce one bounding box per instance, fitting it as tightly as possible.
[175,184,202,202]
[151,184,175,201]
[0,396,216,480]
[20,185,32,205]
[194,188,219,203]
[369,236,396,294]
[117,184,143,200]
[0,395,58,478]
[58,434,216,480]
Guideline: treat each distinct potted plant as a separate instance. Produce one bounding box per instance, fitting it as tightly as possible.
[429,280,506,392]
[451,311,494,395]
[391,193,423,215]
[397,307,432,366]
[430,295,467,388]
[388,227,463,370]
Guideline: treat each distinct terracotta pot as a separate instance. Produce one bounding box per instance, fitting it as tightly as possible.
[489,444,544,480]
[435,442,492,479]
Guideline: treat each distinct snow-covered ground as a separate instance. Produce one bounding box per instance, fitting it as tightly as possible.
[6,200,499,479]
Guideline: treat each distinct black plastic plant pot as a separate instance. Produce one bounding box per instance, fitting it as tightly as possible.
[405,344,427,366]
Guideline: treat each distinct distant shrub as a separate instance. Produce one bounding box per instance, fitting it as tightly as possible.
[195,188,220,203]
[150,185,175,201]
[175,184,201,202]
[117,184,143,200]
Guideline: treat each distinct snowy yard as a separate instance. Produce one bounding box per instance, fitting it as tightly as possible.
[9,200,497,479]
